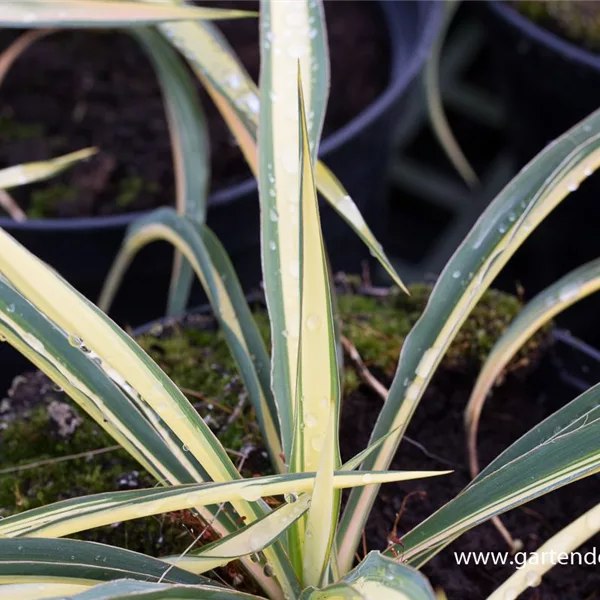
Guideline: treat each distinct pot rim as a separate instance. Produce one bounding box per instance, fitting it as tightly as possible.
[488,0,600,70]
[0,0,442,232]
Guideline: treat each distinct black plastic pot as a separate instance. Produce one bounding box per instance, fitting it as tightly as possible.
[0,1,442,328]
[484,2,600,340]
[485,1,600,162]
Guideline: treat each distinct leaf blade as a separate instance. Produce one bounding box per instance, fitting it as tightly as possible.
[0,1,254,27]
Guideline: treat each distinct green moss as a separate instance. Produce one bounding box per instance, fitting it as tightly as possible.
[27,184,77,218]
[116,176,160,209]
[0,116,45,143]
[0,284,549,558]
[517,1,600,49]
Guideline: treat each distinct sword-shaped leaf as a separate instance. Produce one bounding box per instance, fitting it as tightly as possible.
[0,471,445,539]
[0,538,206,585]
[0,148,96,190]
[0,1,253,28]
[257,0,331,462]
[42,580,265,600]
[292,72,341,587]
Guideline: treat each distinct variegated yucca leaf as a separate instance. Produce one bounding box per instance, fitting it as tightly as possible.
[465,256,600,476]
[424,0,477,188]
[340,552,436,600]
[337,105,600,572]
[164,494,312,575]
[33,580,265,600]
[145,3,406,294]
[0,470,443,539]
[391,382,600,565]
[488,501,600,599]
[99,208,282,473]
[131,28,210,317]
[258,0,330,463]
[290,72,340,587]
[1,582,92,600]
[0,229,295,599]
[0,148,96,190]
[0,1,253,28]
[0,538,206,586]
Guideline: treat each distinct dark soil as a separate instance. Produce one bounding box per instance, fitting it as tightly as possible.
[340,348,600,599]
[0,1,389,218]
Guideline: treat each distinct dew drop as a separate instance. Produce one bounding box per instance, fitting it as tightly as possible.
[304,412,318,428]
[525,571,541,588]
[306,314,321,331]
[250,552,261,563]
[285,492,298,504]
[182,444,189,452]
[568,181,579,192]
[269,241,277,251]
[362,474,373,484]
[584,124,592,132]
[263,563,275,577]
[6,304,14,313]
[310,435,324,451]
[584,167,593,177]
[68,334,83,348]
[0,334,5,343]
[452,270,461,279]
[52,383,63,393]
[269,207,279,222]
[504,588,518,600]
[288,262,300,279]
[508,212,516,222]
[498,224,507,233]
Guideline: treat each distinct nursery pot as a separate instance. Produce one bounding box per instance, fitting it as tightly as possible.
[0,0,442,328]
[484,1,600,336]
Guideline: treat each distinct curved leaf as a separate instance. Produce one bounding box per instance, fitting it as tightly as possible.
[152,13,406,292]
[465,257,600,476]
[487,501,600,599]
[0,148,96,190]
[0,229,293,599]
[99,208,282,472]
[0,2,254,28]
[424,0,477,188]
[131,28,210,317]
[338,106,600,573]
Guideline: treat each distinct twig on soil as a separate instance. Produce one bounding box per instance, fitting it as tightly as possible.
[341,335,388,401]
[0,189,26,222]
[341,335,460,470]
[0,445,121,475]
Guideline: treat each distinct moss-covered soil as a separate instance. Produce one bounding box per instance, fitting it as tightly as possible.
[516,0,600,50]
[0,285,551,584]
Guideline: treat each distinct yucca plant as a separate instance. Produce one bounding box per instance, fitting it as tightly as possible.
[1,2,600,600]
